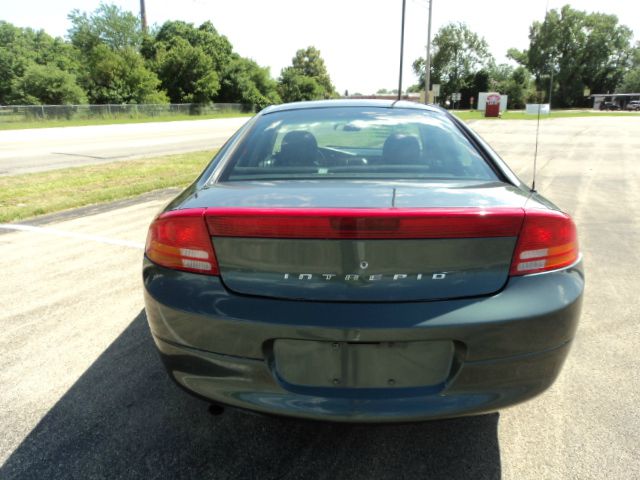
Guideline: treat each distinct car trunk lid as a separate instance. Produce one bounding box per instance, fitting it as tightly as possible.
[203,184,527,301]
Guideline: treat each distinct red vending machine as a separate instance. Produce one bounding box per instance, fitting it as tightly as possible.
[485,93,501,117]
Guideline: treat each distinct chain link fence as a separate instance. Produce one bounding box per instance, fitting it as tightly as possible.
[0,103,252,124]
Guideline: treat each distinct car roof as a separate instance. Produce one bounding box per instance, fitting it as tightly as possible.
[260,99,444,115]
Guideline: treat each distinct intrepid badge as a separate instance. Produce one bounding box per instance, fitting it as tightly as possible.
[282,273,448,281]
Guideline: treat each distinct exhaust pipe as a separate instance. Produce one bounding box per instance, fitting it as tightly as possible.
[208,403,225,416]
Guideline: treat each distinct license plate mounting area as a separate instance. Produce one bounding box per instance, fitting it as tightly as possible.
[273,339,454,389]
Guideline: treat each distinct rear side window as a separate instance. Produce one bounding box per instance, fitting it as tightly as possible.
[219,107,496,181]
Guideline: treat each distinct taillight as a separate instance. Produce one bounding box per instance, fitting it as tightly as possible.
[205,207,525,239]
[510,209,579,275]
[145,208,219,275]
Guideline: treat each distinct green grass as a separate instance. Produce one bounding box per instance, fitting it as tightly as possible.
[0,112,253,131]
[0,150,215,223]
[453,110,640,120]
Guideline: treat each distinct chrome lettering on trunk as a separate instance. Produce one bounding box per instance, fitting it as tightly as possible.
[282,273,448,281]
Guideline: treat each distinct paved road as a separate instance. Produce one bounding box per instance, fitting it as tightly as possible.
[0,117,249,175]
[1,116,639,479]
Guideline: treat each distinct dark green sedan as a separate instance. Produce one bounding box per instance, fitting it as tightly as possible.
[143,100,583,422]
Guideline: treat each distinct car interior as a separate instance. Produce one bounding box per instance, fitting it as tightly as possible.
[222,111,496,181]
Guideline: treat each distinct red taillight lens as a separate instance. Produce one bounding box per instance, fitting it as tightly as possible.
[145,208,219,275]
[205,207,525,239]
[510,209,579,275]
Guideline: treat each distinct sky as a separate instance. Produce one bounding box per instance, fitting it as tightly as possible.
[2,0,639,94]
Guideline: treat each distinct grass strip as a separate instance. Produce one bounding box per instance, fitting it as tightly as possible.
[0,150,215,223]
[0,112,253,131]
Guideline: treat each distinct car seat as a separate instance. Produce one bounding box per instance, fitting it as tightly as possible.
[382,133,421,164]
[274,130,318,167]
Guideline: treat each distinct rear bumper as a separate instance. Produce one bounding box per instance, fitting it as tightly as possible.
[153,335,572,422]
[143,258,583,422]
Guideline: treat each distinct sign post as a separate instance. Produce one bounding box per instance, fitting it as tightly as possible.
[451,92,461,109]
[432,83,440,103]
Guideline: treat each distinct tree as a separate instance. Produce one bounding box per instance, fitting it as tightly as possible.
[465,70,490,102]
[1,8,284,108]
[153,21,233,73]
[581,13,631,95]
[412,23,494,106]
[12,63,87,104]
[147,19,280,107]
[516,6,633,106]
[0,22,33,103]
[145,18,281,107]
[489,64,536,109]
[82,44,166,103]
[278,47,336,102]
[618,43,640,93]
[68,3,142,53]
[149,20,245,104]
[506,48,527,65]
[68,3,165,104]
[218,56,280,110]
[0,21,85,105]
[290,47,335,94]
[153,37,219,103]
[278,69,324,102]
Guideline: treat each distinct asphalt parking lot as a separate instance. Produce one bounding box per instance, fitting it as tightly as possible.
[1,116,639,479]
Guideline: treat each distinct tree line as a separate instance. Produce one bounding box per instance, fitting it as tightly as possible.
[0,3,336,109]
[411,5,639,108]
[1,3,638,110]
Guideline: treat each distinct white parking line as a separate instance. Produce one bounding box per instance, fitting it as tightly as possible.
[0,224,145,250]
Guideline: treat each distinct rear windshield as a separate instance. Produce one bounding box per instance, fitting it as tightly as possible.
[218,107,496,181]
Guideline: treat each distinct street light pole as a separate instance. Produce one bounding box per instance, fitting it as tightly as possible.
[424,0,433,104]
[398,0,407,101]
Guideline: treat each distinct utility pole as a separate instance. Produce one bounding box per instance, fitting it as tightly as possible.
[543,1,552,110]
[140,0,148,33]
[548,60,554,109]
[424,0,433,104]
[397,0,407,101]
